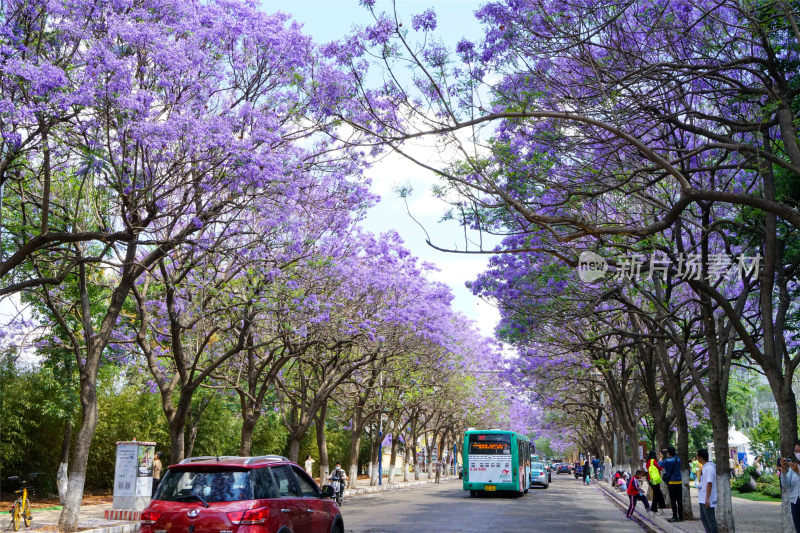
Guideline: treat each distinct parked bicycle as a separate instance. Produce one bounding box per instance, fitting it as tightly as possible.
[7,474,37,531]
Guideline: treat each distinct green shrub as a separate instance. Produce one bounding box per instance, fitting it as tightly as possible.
[742,465,760,480]
[732,474,756,493]
[757,474,781,498]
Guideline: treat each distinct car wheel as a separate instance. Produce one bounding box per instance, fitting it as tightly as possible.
[331,518,344,533]
[543,483,548,489]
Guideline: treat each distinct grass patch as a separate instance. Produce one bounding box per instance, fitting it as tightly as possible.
[732,489,781,502]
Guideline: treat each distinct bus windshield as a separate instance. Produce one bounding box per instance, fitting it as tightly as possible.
[468,434,511,455]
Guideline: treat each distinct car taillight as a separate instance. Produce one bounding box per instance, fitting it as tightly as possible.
[228,507,269,525]
[141,510,161,525]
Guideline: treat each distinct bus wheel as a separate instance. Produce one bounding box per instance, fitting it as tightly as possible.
[469,490,477,497]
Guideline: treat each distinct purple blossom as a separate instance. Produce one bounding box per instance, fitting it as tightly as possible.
[411,9,437,32]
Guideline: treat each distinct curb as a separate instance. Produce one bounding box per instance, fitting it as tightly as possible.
[78,524,139,533]
[344,475,457,496]
[104,509,141,521]
[594,479,697,533]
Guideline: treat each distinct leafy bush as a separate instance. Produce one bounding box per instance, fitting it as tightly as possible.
[757,474,781,498]
[732,474,756,493]
[742,465,761,480]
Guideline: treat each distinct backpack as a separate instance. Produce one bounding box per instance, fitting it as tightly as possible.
[648,461,662,485]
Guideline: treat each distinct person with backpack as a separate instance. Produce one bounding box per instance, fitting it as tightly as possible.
[625,470,649,519]
[660,446,684,522]
[646,451,666,515]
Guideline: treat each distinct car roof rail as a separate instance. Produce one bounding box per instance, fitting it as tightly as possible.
[178,455,240,464]
[244,455,289,465]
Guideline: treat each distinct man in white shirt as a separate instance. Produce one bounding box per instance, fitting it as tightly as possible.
[697,449,718,533]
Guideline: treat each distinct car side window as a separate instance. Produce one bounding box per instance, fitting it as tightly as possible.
[271,466,300,498]
[253,468,280,499]
[291,466,319,497]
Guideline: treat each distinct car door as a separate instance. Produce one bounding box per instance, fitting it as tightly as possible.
[290,466,331,532]
[270,465,308,532]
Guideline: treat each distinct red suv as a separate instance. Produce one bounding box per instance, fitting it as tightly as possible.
[140,455,343,533]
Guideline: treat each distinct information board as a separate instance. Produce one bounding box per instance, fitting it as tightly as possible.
[114,444,138,497]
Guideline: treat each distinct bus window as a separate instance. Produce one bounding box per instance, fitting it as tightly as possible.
[468,434,511,455]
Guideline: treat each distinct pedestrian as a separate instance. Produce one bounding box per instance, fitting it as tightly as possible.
[592,456,600,479]
[729,455,736,479]
[304,454,315,478]
[660,446,683,523]
[646,451,666,516]
[151,451,163,497]
[780,439,800,532]
[584,458,591,485]
[434,460,442,483]
[696,449,718,533]
[690,455,700,488]
[625,470,649,519]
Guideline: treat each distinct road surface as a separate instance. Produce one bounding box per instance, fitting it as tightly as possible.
[342,473,646,532]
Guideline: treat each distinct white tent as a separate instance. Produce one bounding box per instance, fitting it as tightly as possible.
[707,426,755,466]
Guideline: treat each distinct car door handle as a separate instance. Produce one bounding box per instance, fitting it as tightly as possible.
[281,508,292,513]
[306,509,314,513]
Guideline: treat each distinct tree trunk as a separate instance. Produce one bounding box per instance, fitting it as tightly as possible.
[403,442,410,482]
[676,404,695,520]
[369,432,381,486]
[624,425,639,470]
[289,434,302,463]
[164,386,196,462]
[316,404,329,484]
[58,371,98,531]
[413,439,420,480]
[388,432,399,483]
[347,426,362,489]
[710,411,734,532]
[57,419,72,505]
[240,413,258,456]
[776,391,799,533]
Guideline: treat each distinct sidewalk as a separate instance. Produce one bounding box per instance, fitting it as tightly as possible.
[9,505,138,533]
[594,478,780,533]
[14,475,458,532]
[344,474,457,496]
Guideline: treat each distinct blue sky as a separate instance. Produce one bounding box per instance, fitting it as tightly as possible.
[261,0,501,336]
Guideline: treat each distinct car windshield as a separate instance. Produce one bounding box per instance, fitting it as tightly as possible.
[532,462,544,471]
[156,469,254,503]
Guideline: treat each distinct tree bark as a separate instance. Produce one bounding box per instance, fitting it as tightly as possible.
[316,403,329,484]
[57,419,72,506]
[347,425,362,489]
[58,367,99,531]
[240,413,258,456]
[388,430,400,483]
[412,435,420,480]
[403,440,410,482]
[776,391,798,533]
[289,433,302,463]
[676,401,695,520]
[369,429,381,486]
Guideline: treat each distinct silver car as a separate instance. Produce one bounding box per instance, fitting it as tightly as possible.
[530,461,549,488]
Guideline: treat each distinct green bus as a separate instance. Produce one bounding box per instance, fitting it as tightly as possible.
[462,429,532,496]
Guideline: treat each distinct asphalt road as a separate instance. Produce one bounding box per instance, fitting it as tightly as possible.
[341,474,647,533]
